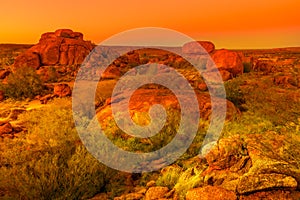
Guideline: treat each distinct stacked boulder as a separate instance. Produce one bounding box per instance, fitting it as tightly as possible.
[182,41,244,81]
[14,29,93,70]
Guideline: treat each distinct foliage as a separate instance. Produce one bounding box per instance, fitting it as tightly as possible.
[224,77,246,109]
[0,99,107,199]
[156,165,205,199]
[1,66,45,99]
[243,62,252,73]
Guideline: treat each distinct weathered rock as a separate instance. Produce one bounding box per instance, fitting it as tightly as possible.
[13,29,93,71]
[114,192,144,200]
[101,65,121,79]
[205,135,248,170]
[202,70,232,82]
[0,122,13,136]
[53,83,71,97]
[97,89,239,132]
[0,69,10,79]
[237,174,297,194]
[183,41,215,54]
[253,59,274,74]
[146,180,156,188]
[186,186,237,200]
[14,51,41,69]
[145,186,169,200]
[240,190,300,200]
[202,132,300,194]
[207,49,244,77]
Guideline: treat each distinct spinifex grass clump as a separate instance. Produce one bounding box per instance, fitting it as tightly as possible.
[0,66,46,99]
[0,99,106,199]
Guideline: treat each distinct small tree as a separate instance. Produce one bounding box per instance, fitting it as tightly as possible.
[3,66,45,99]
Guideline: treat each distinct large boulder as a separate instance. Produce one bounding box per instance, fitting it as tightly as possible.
[13,29,93,70]
[97,89,240,132]
[202,132,300,194]
[207,49,244,78]
[182,41,215,54]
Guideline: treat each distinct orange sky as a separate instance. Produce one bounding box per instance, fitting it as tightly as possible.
[1,0,299,49]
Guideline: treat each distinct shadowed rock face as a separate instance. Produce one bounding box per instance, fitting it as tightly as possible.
[14,29,93,69]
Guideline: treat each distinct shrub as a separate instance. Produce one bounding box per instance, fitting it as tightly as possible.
[156,165,205,199]
[0,99,106,199]
[243,62,252,73]
[1,66,45,99]
[224,78,245,109]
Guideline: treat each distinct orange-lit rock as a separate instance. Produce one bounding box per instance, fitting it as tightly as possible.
[207,49,244,78]
[14,29,93,69]
[183,41,215,54]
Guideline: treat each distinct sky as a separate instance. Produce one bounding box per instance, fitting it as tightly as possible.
[1,0,299,49]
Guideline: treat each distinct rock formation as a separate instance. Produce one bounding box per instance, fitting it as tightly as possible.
[206,49,244,78]
[182,41,215,54]
[14,29,93,70]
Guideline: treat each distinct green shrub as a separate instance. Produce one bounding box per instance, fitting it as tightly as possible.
[156,165,205,199]
[1,66,45,99]
[224,78,245,109]
[0,99,106,199]
[243,62,252,73]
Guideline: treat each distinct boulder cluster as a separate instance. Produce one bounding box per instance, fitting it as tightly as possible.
[14,29,93,70]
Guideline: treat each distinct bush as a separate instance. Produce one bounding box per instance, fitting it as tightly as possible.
[224,78,245,109]
[0,99,105,199]
[243,62,252,73]
[156,165,205,199]
[1,66,45,99]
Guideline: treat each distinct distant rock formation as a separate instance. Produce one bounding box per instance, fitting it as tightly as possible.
[14,29,93,70]
[182,41,215,54]
[207,49,244,78]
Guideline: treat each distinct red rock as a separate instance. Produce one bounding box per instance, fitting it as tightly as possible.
[207,49,244,77]
[54,29,73,37]
[240,190,298,200]
[14,51,41,70]
[40,43,60,65]
[186,186,237,200]
[202,70,232,82]
[53,83,71,97]
[0,69,10,79]
[13,29,93,71]
[182,41,215,54]
[40,32,56,41]
[205,135,247,170]
[145,187,169,200]
[97,89,240,132]
[0,123,13,136]
[101,65,121,79]
[253,59,274,74]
